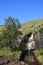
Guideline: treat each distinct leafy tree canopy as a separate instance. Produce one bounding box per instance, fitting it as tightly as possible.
[2,17,22,50]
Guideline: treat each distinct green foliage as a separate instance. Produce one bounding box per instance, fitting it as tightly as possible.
[39,26,43,32]
[35,49,43,64]
[0,47,13,56]
[13,51,22,59]
[0,47,22,58]
[20,18,43,34]
[0,17,22,50]
[5,17,21,29]
[0,18,43,58]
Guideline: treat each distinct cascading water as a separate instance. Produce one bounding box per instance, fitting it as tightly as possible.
[27,34,35,54]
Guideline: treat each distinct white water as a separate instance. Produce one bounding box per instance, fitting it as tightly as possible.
[27,34,35,50]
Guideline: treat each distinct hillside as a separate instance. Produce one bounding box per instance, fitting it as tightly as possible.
[0,18,43,34]
[19,18,43,34]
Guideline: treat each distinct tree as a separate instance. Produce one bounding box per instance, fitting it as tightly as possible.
[2,17,22,50]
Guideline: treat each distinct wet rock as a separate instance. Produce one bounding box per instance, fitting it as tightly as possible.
[19,61,25,65]
[24,55,35,62]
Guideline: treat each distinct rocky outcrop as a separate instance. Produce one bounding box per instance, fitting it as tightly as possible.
[0,53,42,65]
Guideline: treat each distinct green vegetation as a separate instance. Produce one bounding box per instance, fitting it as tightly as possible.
[0,47,22,58]
[0,17,22,50]
[0,18,43,34]
[19,18,43,34]
[35,49,43,65]
[0,16,22,58]
[0,17,43,64]
[0,47,13,56]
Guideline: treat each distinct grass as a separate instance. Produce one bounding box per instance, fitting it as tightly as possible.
[38,55,43,65]
[0,47,13,56]
[19,18,43,34]
[13,51,22,59]
[0,47,22,59]
[35,49,43,64]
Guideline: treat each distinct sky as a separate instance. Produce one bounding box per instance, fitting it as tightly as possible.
[0,0,43,25]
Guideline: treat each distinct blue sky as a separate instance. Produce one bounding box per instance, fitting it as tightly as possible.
[0,0,43,25]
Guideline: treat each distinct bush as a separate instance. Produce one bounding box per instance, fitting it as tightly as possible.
[0,47,22,58]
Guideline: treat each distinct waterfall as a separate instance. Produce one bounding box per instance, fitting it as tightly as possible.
[27,34,35,51]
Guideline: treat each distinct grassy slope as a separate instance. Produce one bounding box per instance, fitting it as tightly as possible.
[19,18,43,34]
[0,18,43,34]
